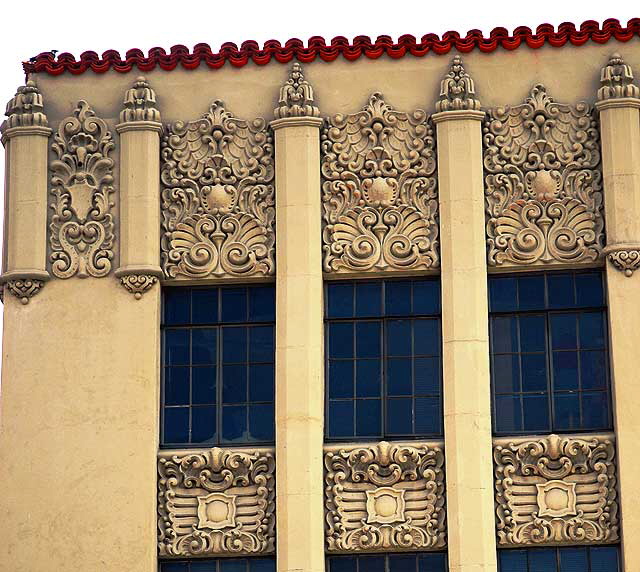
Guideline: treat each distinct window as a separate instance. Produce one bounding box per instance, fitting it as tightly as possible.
[162,285,275,447]
[498,546,619,572]
[160,558,275,572]
[327,553,447,572]
[325,279,442,440]
[489,271,611,436]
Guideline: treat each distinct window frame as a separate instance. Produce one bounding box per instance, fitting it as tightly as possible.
[497,545,620,572]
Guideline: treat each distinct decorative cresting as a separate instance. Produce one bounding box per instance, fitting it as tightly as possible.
[324,441,446,552]
[321,93,439,273]
[120,75,161,123]
[49,101,116,278]
[2,79,48,129]
[435,55,481,112]
[274,62,319,119]
[483,84,604,267]
[493,433,619,546]
[158,447,275,557]
[161,101,275,279]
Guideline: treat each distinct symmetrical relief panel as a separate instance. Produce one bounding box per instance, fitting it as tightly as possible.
[321,93,439,274]
[483,85,604,267]
[324,441,446,552]
[157,447,275,558]
[494,434,618,546]
[49,101,116,278]
[161,101,275,280]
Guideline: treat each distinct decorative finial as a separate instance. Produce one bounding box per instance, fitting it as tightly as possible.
[274,63,320,119]
[598,53,640,101]
[1,79,48,132]
[435,55,481,112]
[120,76,161,123]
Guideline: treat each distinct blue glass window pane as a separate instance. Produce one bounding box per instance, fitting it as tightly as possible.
[418,553,447,572]
[589,546,619,572]
[248,286,275,322]
[164,289,191,325]
[495,395,522,433]
[413,279,440,315]
[191,289,218,324]
[551,314,577,350]
[493,354,521,393]
[579,312,605,349]
[529,548,557,572]
[191,562,219,572]
[329,323,354,359]
[221,288,247,322]
[548,273,575,309]
[165,329,190,365]
[519,315,546,352]
[498,549,527,571]
[387,358,412,396]
[415,397,439,435]
[387,320,412,356]
[165,367,190,406]
[249,364,274,402]
[490,277,518,312]
[521,354,547,392]
[249,326,274,362]
[355,359,381,398]
[163,407,189,444]
[249,403,274,441]
[328,556,357,572]
[576,272,604,307]
[355,282,382,317]
[329,361,354,399]
[522,394,550,433]
[389,554,416,572]
[518,275,545,310]
[554,393,581,431]
[358,556,385,572]
[387,397,412,434]
[559,547,588,572]
[328,401,354,438]
[553,351,579,390]
[581,350,607,390]
[356,322,381,358]
[582,391,608,429]
[191,405,216,443]
[414,319,439,355]
[219,561,246,572]
[160,563,188,572]
[222,365,247,403]
[493,317,518,354]
[386,281,411,315]
[327,283,354,318]
[192,367,216,405]
[356,398,381,436]
[222,405,247,442]
[250,559,276,572]
[222,327,248,363]
[192,329,217,365]
[415,357,439,394]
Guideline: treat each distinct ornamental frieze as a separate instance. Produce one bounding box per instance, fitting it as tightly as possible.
[493,433,619,546]
[321,93,439,274]
[483,84,604,267]
[157,447,275,558]
[324,441,446,552]
[161,101,275,280]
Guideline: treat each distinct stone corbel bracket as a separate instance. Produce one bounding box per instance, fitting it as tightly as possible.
[324,440,446,552]
[157,447,276,558]
[493,433,619,546]
[0,271,49,305]
[604,244,640,277]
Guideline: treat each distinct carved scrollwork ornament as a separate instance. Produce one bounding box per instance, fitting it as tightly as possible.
[274,63,319,119]
[4,279,44,304]
[161,101,275,280]
[493,434,619,546]
[322,93,439,273]
[324,441,446,552]
[606,247,640,276]
[119,274,158,299]
[49,101,116,279]
[120,76,161,123]
[435,55,481,112]
[597,53,640,101]
[483,84,604,267]
[158,447,276,557]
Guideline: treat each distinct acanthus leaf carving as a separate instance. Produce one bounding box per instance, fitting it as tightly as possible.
[597,53,640,101]
[158,447,275,558]
[161,101,275,280]
[49,100,116,279]
[493,433,619,546]
[483,84,604,267]
[435,55,481,112]
[120,76,161,123]
[322,93,439,274]
[274,63,319,119]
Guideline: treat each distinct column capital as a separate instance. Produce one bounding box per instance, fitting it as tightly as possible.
[273,62,320,120]
[595,97,640,112]
[115,120,163,134]
[432,109,485,124]
[271,116,324,130]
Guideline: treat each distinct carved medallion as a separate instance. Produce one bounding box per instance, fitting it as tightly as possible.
[161,101,275,280]
[324,441,446,552]
[49,101,116,278]
[321,93,439,273]
[483,84,604,267]
[493,433,619,546]
[157,447,275,557]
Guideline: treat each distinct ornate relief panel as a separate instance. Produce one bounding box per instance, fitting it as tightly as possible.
[483,85,604,267]
[161,101,275,280]
[321,93,439,274]
[49,101,116,278]
[324,441,446,552]
[158,447,275,558]
[493,434,618,546]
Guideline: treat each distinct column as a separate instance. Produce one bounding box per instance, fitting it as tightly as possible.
[596,53,640,572]
[432,57,497,572]
[115,76,163,298]
[0,80,51,303]
[271,64,325,572]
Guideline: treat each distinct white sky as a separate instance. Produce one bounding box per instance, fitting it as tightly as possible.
[0,0,635,350]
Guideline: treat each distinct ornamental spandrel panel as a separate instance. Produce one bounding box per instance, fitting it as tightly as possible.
[483,85,604,267]
[324,441,446,552]
[493,433,618,546]
[321,93,439,274]
[157,447,275,558]
[161,101,275,280]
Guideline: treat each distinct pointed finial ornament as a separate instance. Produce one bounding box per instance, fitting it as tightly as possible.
[598,53,640,101]
[274,63,320,119]
[1,79,48,132]
[120,76,161,123]
[435,55,481,112]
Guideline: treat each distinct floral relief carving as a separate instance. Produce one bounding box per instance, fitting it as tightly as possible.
[321,93,439,273]
[324,441,446,552]
[483,84,604,267]
[157,447,275,558]
[494,433,619,546]
[161,101,275,280]
[49,101,116,278]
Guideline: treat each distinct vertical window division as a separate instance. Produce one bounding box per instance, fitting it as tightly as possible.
[489,271,611,436]
[498,546,620,572]
[162,285,275,448]
[327,553,448,572]
[160,558,275,572]
[325,278,442,441]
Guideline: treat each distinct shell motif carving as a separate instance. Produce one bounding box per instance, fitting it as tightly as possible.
[483,84,604,267]
[157,447,275,558]
[161,101,275,280]
[324,441,446,552]
[493,434,619,546]
[49,101,115,278]
[321,93,439,274]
